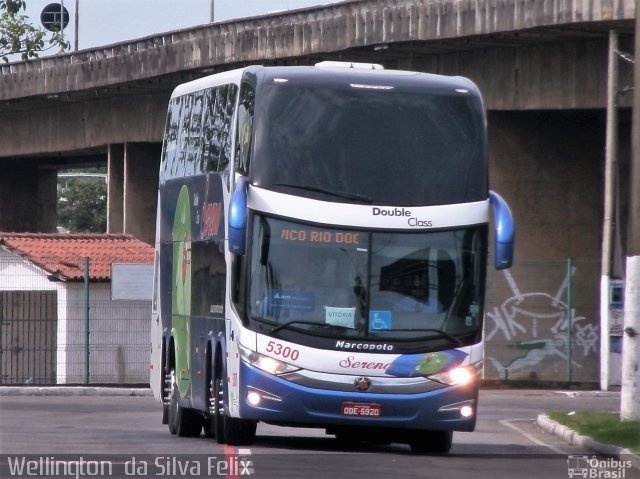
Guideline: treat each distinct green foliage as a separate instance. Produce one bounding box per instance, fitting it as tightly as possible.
[57,172,107,233]
[0,0,70,62]
[548,411,640,453]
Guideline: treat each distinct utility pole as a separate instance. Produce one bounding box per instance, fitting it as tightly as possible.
[621,9,640,421]
[601,30,619,391]
[60,0,64,44]
[74,0,79,51]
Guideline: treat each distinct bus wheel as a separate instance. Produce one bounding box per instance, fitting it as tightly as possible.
[162,370,171,425]
[409,430,453,454]
[168,371,203,437]
[213,374,256,445]
[204,374,218,438]
[167,370,178,435]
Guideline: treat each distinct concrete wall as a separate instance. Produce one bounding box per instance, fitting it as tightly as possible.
[398,38,634,111]
[123,143,161,245]
[1,37,634,158]
[0,160,57,232]
[0,94,170,157]
[483,110,623,383]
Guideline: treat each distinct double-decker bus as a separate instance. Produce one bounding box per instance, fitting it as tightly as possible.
[150,61,515,453]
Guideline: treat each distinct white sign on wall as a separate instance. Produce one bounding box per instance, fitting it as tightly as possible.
[111,263,153,301]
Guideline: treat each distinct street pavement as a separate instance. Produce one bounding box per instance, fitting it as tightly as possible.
[0,386,638,470]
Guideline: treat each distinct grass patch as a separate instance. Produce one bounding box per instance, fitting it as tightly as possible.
[547,411,640,454]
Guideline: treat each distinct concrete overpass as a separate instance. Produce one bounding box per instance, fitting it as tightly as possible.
[0,0,636,385]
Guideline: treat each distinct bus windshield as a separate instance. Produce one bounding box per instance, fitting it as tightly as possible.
[251,82,486,206]
[248,215,487,346]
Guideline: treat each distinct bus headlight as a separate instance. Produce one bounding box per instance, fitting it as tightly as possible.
[240,346,299,376]
[429,365,476,386]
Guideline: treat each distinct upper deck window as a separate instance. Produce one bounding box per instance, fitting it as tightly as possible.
[160,84,238,182]
[251,81,486,206]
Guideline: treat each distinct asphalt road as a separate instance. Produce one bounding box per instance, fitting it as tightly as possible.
[0,389,635,479]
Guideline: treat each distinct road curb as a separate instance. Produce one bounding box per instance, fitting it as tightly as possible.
[551,390,621,398]
[0,386,152,397]
[537,413,640,471]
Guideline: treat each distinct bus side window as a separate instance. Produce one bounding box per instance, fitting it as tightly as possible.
[176,93,194,176]
[221,84,238,174]
[214,86,229,172]
[188,91,205,175]
[202,88,218,173]
[235,83,255,176]
[162,97,182,179]
[187,91,204,175]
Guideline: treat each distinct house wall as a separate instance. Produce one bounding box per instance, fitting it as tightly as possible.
[0,250,151,384]
[0,249,62,291]
[58,283,151,384]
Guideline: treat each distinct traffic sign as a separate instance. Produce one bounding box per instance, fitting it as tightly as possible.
[40,3,69,32]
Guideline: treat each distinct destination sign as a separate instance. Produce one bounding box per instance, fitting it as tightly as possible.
[279,228,361,245]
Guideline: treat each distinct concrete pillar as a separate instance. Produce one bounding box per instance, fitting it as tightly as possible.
[0,160,56,233]
[123,143,161,245]
[36,167,58,232]
[107,144,125,234]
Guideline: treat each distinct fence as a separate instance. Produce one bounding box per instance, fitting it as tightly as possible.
[0,253,150,385]
[0,251,603,385]
[484,257,601,384]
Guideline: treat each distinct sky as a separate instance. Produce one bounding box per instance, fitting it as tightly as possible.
[11,0,338,59]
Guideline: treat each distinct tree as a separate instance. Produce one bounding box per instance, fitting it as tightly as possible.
[0,0,69,62]
[57,170,107,233]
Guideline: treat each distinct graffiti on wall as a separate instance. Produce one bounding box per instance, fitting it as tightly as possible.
[486,268,599,379]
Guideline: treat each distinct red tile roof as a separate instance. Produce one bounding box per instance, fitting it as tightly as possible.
[0,233,154,281]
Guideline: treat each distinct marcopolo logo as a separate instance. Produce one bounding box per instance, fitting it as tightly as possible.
[372,207,433,228]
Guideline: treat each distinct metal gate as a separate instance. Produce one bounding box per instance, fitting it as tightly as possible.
[0,291,57,384]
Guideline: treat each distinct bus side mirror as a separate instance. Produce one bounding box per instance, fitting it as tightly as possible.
[489,190,515,270]
[228,177,248,255]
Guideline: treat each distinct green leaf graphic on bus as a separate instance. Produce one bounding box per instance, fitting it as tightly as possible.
[172,185,192,397]
[387,350,467,377]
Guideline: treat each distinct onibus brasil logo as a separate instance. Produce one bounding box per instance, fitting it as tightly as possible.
[567,455,634,478]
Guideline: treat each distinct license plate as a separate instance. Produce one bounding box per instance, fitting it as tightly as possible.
[341,402,382,417]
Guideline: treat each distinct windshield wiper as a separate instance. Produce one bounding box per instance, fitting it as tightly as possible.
[390,328,463,346]
[270,320,348,335]
[273,183,372,204]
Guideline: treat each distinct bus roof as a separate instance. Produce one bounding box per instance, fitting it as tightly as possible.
[169,63,481,99]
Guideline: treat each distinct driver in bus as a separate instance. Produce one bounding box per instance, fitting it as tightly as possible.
[395,276,443,313]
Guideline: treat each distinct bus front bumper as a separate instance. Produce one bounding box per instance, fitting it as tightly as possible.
[236,361,478,432]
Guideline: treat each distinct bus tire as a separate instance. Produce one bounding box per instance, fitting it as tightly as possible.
[167,371,178,435]
[204,374,217,438]
[213,375,226,443]
[162,404,170,425]
[162,370,171,425]
[409,430,453,454]
[168,371,203,437]
[214,374,256,445]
